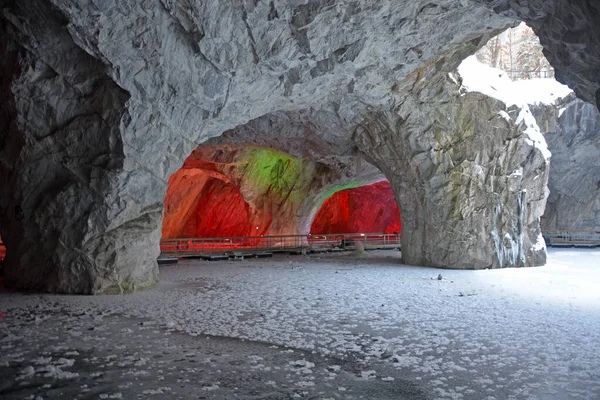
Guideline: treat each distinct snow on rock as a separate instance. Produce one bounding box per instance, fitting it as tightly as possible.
[458,56,573,161]
[458,56,572,107]
[39,365,79,380]
[356,72,549,268]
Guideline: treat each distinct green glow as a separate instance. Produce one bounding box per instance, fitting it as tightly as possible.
[238,147,371,216]
[309,181,364,218]
[241,148,312,203]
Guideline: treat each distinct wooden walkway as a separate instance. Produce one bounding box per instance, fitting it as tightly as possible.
[160,233,401,257]
[543,230,600,248]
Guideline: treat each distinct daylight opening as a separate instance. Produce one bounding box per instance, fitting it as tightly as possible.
[475,22,553,80]
[461,23,599,245]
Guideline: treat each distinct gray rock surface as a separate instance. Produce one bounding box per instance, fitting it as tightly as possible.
[205,107,383,181]
[354,72,548,269]
[0,1,160,294]
[533,95,600,231]
[0,0,597,292]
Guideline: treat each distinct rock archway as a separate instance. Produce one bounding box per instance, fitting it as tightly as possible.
[0,0,598,293]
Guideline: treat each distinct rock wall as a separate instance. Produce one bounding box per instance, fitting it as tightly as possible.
[0,2,159,294]
[354,72,549,269]
[310,181,401,235]
[0,0,514,293]
[533,95,600,231]
[162,167,254,238]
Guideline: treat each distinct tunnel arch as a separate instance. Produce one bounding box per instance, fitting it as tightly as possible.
[185,62,549,271]
[353,71,549,268]
[1,1,599,292]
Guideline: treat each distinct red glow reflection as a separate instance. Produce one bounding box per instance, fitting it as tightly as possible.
[310,181,401,234]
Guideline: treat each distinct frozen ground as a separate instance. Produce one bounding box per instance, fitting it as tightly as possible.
[1,248,599,399]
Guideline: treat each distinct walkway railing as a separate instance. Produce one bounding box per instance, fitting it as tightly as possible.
[543,230,600,247]
[160,230,600,257]
[160,233,401,256]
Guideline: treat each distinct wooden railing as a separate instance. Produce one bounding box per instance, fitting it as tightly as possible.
[160,233,401,256]
[543,230,600,247]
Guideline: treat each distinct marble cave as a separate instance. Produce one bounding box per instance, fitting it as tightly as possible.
[1,1,600,398]
[2,0,599,294]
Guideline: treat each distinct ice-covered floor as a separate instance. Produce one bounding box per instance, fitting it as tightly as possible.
[1,248,599,399]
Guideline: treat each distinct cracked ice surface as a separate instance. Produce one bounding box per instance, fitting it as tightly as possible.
[1,249,600,399]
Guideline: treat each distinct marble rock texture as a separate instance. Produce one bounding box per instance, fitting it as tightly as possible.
[0,0,597,293]
[533,95,600,231]
[354,72,549,269]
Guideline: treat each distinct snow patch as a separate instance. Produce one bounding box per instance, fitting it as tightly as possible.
[458,56,572,161]
[202,383,220,391]
[39,365,79,379]
[532,232,547,252]
[99,393,123,399]
[458,56,572,107]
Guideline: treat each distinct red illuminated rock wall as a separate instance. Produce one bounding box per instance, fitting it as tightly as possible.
[163,144,393,239]
[311,181,401,234]
[162,168,256,238]
[163,144,339,239]
[180,178,254,238]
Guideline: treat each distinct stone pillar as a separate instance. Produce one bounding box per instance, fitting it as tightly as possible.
[354,74,549,269]
[0,3,160,293]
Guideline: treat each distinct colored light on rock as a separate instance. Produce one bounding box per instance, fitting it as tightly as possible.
[311,181,401,234]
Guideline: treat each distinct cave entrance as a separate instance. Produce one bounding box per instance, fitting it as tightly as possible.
[474,22,554,80]
[310,181,401,235]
